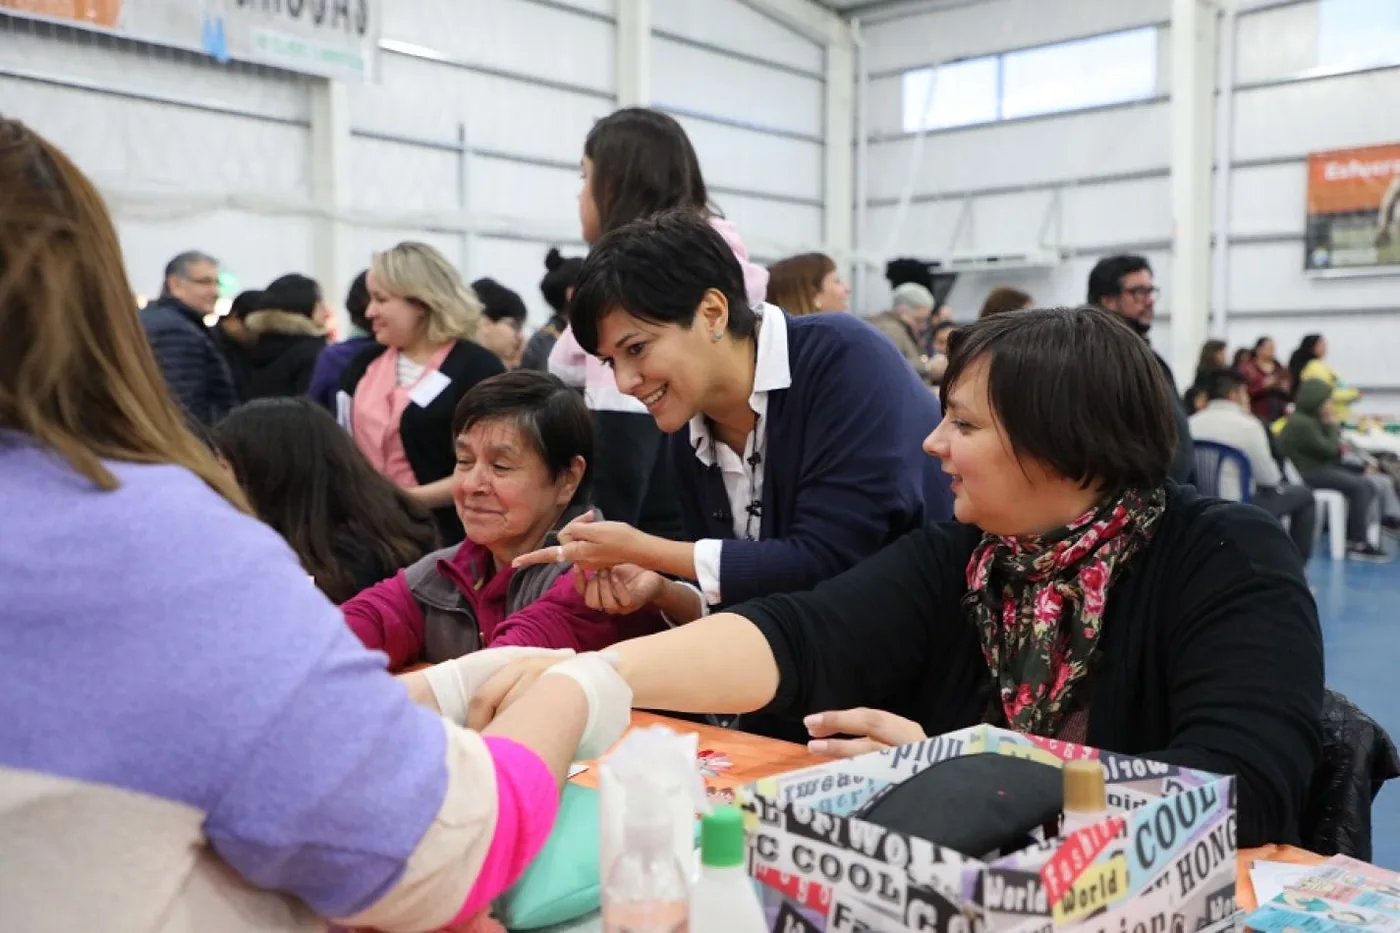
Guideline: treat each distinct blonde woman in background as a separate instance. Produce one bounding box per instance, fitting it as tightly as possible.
[766,252,849,316]
[339,242,505,544]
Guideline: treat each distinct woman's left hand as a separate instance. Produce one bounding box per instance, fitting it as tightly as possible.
[804,708,926,758]
[512,511,645,571]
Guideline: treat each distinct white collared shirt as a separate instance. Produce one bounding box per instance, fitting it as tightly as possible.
[689,305,793,605]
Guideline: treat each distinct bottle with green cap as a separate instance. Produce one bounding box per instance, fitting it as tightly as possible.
[689,805,767,933]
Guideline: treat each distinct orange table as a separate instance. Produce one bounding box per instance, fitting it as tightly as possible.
[1235,845,1329,912]
[569,711,825,798]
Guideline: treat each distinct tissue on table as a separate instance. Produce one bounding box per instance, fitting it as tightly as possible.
[599,724,711,885]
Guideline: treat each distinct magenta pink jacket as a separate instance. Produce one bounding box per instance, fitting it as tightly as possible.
[343,538,665,670]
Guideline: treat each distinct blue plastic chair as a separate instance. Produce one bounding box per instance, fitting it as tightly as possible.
[1193,440,1253,504]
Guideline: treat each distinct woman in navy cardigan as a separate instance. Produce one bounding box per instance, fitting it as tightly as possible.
[513,210,953,625]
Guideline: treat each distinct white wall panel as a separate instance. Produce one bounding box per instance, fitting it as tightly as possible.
[380,0,614,94]
[1228,242,1400,313]
[1228,162,1307,237]
[349,137,460,213]
[676,115,823,203]
[351,52,611,162]
[466,158,584,240]
[1233,69,1400,162]
[1235,2,1321,86]
[866,102,1170,201]
[866,177,1173,257]
[120,212,315,305]
[863,0,1170,75]
[651,37,824,138]
[713,195,825,262]
[467,236,590,328]
[651,0,823,75]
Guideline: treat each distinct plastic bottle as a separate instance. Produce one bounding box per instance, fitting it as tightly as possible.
[690,806,767,933]
[1060,759,1110,836]
[602,792,691,933]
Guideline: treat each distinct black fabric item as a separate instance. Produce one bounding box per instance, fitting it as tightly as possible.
[341,340,507,545]
[1301,689,1400,860]
[855,754,1064,857]
[736,482,1323,850]
[139,297,238,426]
[245,335,326,399]
[1152,351,1197,486]
[591,410,684,540]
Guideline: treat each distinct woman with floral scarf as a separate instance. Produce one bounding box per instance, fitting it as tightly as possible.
[418,307,1325,850]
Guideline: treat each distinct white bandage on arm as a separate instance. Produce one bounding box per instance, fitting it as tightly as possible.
[423,647,576,727]
[540,652,633,761]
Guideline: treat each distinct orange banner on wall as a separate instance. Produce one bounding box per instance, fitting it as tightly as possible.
[1304,142,1400,272]
[0,0,121,28]
[1308,144,1400,214]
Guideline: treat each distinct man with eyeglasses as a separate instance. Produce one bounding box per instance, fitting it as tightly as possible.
[1087,254,1195,485]
[139,251,238,427]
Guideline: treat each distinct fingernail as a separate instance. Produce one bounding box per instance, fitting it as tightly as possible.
[808,740,829,754]
[803,714,822,730]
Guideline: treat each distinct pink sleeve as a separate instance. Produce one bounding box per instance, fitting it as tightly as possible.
[486,573,665,651]
[452,736,560,923]
[340,570,427,671]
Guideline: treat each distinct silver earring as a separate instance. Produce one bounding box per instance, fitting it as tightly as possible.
[712,332,723,342]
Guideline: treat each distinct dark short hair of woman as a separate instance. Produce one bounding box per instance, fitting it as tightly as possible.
[450,370,594,508]
[568,209,757,357]
[941,306,1178,498]
[213,398,438,603]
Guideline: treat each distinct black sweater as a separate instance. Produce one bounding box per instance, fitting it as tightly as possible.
[340,340,505,544]
[740,483,1323,849]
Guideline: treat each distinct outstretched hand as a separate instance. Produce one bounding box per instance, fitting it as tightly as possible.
[803,708,927,758]
[511,511,646,572]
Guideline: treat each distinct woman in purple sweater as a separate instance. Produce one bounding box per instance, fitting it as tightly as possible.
[0,118,630,931]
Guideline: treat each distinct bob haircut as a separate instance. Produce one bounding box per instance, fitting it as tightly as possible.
[584,108,709,238]
[941,306,1177,495]
[450,370,594,508]
[568,209,756,356]
[370,241,481,345]
[765,252,834,317]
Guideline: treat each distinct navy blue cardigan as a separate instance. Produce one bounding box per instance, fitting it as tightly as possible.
[670,312,955,607]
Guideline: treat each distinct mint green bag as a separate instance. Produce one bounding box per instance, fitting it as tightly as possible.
[494,783,601,929]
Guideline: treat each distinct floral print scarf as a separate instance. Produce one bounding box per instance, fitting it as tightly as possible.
[962,487,1167,737]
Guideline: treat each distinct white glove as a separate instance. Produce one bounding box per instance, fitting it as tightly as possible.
[424,647,574,726]
[541,651,633,760]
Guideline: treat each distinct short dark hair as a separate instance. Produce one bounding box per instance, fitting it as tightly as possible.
[451,371,593,506]
[540,248,585,314]
[471,277,528,326]
[568,209,756,356]
[584,108,709,237]
[261,273,321,317]
[345,270,370,332]
[1086,255,1152,306]
[941,306,1178,494]
[1205,367,1248,401]
[229,290,264,320]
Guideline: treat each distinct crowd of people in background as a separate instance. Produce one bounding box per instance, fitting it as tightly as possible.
[5,99,1385,929]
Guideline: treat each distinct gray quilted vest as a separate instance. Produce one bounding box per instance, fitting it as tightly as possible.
[402,504,592,663]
